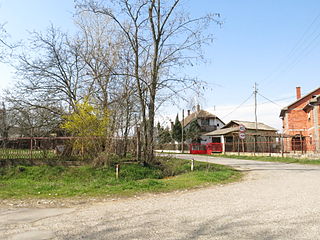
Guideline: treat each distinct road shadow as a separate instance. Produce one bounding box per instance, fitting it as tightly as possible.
[55,207,317,240]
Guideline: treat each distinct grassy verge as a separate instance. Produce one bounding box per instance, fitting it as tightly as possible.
[0,158,241,199]
[211,154,320,165]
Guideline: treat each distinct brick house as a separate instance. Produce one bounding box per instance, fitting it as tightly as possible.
[280,86,320,152]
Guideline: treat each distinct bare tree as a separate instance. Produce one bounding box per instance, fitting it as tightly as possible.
[0,22,12,61]
[76,0,219,164]
[75,12,140,156]
[14,25,86,114]
[74,13,122,109]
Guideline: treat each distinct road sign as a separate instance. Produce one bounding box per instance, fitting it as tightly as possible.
[239,124,246,132]
[239,132,246,139]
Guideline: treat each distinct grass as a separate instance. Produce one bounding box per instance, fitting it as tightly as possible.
[0,158,241,199]
[211,154,320,165]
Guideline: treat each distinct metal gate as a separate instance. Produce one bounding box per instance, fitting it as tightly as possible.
[189,143,223,154]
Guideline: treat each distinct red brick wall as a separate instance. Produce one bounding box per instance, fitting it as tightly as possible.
[282,88,320,152]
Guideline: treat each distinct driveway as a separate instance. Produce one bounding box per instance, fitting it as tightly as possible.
[2,155,320,239]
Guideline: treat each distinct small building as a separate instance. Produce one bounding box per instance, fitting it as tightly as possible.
[181,105,225,144]
[204,120,278,153]
[280,86,320,152]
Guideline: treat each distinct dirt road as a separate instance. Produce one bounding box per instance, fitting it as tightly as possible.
[2,155,320,239]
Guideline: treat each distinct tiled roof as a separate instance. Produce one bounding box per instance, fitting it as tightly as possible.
[302,94,320,111]
[204,127,238,136]
[280,87,320,117]
[224,120,277,131]
[181,110,224,127]
[204,120,277,136]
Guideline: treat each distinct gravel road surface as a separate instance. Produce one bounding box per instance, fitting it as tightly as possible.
[2,154,320,240]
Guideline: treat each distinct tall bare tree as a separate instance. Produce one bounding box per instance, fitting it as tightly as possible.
[0,22,12,61]
[14,25,86,114]
[74,13,138,155]
[76,0,219,163]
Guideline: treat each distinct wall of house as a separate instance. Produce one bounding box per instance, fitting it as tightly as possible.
[307,105,320,152]
[196,118,225,132]
[200,135,212,144]
[282,88,320,152]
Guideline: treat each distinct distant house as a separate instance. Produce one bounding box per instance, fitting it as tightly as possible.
[181,105,225,143]
[280,86,320,152]
[204,120,278,152]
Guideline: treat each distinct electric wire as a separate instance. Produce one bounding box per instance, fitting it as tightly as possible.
[221,93,254,119]
[260,11,320,86]
[258,92,284,108]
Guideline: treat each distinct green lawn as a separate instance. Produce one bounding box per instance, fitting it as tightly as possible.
[211,154,320,165]
[0,158,241,199]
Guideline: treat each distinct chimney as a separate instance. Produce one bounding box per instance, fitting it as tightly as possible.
[296,86,301,100]
[196,104,200,112]
[170,121,174,130]
[187,110,190,116]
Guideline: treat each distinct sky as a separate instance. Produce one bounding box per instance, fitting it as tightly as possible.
[0,0,320,130]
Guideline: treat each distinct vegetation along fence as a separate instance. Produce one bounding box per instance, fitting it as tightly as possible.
[0,137,137,162]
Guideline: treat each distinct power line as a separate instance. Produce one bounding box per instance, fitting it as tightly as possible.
[258,92,284,108]
[281,11,320,64]
[222,93,253,119]
[260,11,320,86]
[216,95,295,111]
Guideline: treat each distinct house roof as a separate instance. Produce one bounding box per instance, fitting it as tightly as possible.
[303,94,320,112]
[223,120,277,131]
[181,109,224,127]
[280,87,320,117]
[204,120,277,136]
[204,127,239,136]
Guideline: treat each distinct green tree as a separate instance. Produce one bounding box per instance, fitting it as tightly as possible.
[186,120,201,143]
[172,115,182,143]
[157,122,172,144]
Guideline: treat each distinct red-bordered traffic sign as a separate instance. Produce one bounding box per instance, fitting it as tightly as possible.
[239,124,246,132]
[239,132,246,139]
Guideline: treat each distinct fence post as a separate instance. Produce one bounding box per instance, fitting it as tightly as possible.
[191,159,194,171]
[280,134,284,158]
[30,137,33,160]
[253,135,256,156]
[269,136,271,156]
[115,164,120,179]
[241,139,245,153]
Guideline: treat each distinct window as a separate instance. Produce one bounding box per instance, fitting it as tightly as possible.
[201,119,209,126]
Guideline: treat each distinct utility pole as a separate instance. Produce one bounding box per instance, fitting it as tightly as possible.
[254,83,258,155]
[254,82,258,131]
[181,109,184,153]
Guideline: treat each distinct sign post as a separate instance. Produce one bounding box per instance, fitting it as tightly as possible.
[239,132,246,139]
[239,125,246,153]
[239,124,246,139]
